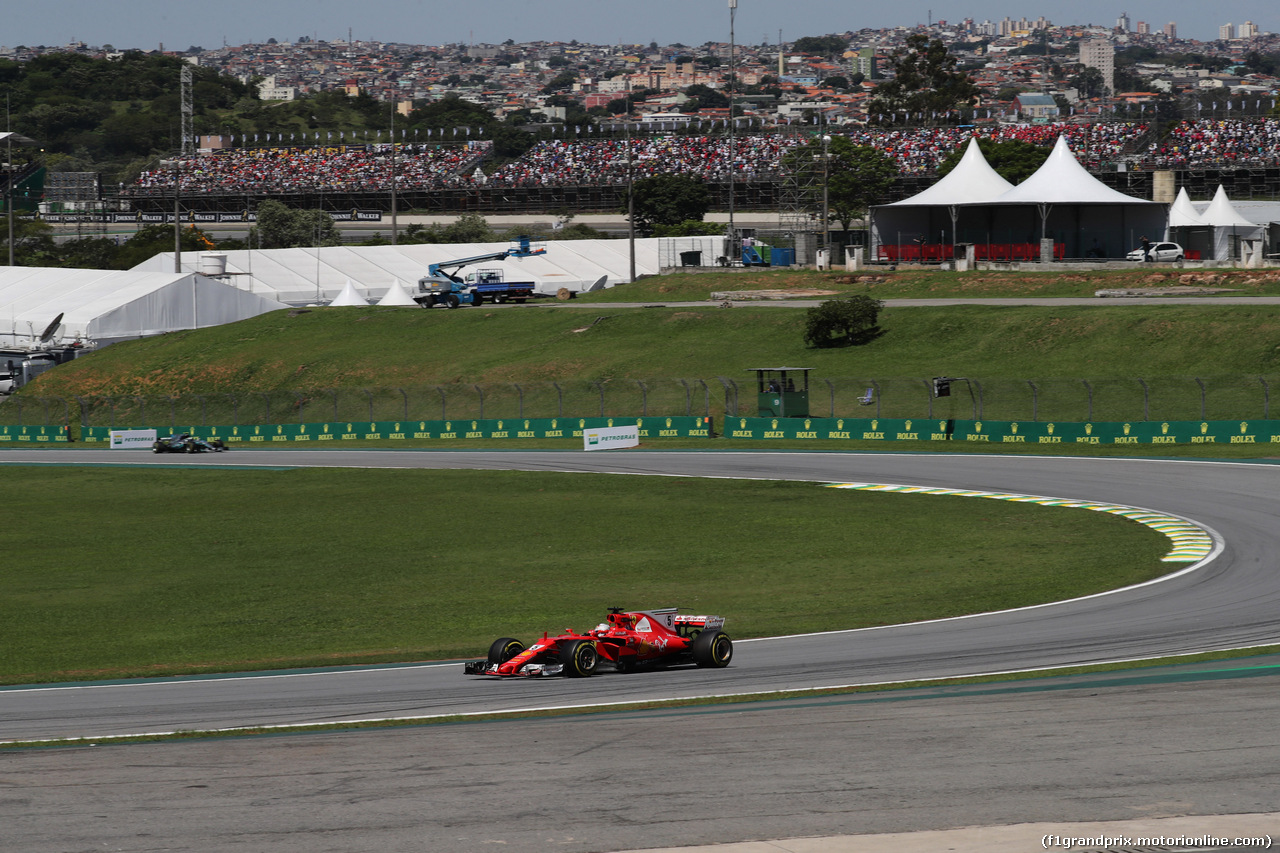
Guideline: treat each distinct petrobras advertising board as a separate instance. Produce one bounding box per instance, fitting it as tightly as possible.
[583,424,639,451]
[109,429,157,450]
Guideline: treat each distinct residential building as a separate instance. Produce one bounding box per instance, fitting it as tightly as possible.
[1079,38,1115,95]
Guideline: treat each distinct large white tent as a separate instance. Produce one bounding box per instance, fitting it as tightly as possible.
[0,267,286,348]
[1198,185,1266,262]
[132,238,680,306]
[871,135,1167,260]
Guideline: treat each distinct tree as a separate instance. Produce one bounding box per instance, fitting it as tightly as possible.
[793,35,849,59]
[803,296,884,348]
[783,137,898,233]
[625,174,711,236]
[865,34,979,124]
[250,199,341,249]
[1069,66,1107,99]
[934,138,1049,184]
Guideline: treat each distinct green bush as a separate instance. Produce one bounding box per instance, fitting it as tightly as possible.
[803,295,884,348]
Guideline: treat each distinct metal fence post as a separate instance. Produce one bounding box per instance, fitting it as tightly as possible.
[1027,380,1038,422]
[513,384,524,418]
[1082,380,1093,422]
[823,378,835,417]
[436,386,447,420]
[697,379,710,418]
[227,394,239,426]
[1137,379,1149,421]
[292,391,307,423]
[398,388,408,420]
[716,378,738,417]
[591,381,605,417]
[75,396,91,429]
[635,380,648,417]
[323,388,338,422]
[257,392,271,424]
[1195,377,1206,420]
[1260,377,1270,419]
[474,384,485,420]
[870,380,882,418]
[678,379,691,416]
[196,395,207,426]
[552,382,563,418]
[359,389,373,421]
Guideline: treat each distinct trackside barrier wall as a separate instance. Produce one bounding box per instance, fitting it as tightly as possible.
[721,417,1280,444]
[0,424,70,443]
[81,417,714,444]
[75,417,1280,446]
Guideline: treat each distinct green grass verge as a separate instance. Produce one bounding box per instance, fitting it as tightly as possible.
[577,267,1280,302]
[2,465,1171,685]
[18,303,1280,428]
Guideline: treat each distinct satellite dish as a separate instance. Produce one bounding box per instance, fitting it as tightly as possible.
[38,313,64,343]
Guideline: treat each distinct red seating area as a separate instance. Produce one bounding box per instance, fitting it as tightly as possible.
[877,243,1066,262]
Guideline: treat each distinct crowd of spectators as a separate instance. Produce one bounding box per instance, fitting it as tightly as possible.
[125,120,1280,195]
[133,141,492,193]
[1145,119,1280,168]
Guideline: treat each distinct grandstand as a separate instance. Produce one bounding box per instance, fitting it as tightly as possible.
[112,119,1280,215]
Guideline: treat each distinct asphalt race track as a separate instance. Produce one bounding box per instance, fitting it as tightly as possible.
[5,447,1280,853]
[3,448,1279,744]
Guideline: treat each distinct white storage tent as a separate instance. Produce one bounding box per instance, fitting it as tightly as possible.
[133,239,672,306]
[0,267,286,348]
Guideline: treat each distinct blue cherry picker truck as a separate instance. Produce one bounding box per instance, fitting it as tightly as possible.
[413,236,546,308]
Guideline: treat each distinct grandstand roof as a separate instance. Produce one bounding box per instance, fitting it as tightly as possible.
[132,239,683,306]
[884,137,1013,207]
[0,268,285,348]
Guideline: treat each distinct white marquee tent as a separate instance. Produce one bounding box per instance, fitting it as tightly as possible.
[1197,185,1266,262]
[132,238,685,306]
[0,267,286,348]
[872,135,1167,260]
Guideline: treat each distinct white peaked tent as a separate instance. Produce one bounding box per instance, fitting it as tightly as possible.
[1166,187,1212,259]
[0,267,285,348]
[328,279,368,306]
[872,135,1167,260]
[1199,185,1265,261]
[871,137,1014,252]
[967,135,1166,258]
[376,279,417,306]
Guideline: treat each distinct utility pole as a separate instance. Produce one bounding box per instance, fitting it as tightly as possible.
[390,105,398,245]
[727,0,737,261]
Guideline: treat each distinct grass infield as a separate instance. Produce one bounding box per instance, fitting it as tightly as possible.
[2,465,1171,685]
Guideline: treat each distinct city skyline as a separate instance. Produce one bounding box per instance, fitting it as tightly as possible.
[3,1,1274,51]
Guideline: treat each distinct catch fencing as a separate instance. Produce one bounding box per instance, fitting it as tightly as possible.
[2,376,1278,430]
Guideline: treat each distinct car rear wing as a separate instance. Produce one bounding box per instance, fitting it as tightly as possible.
[673,615,725,631]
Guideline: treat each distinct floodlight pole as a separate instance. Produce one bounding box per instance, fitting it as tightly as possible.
[173,153,182,273]
[625,103,635,283]
[6,131,13,267]
[726,0,737,255]
[390,105,398,245]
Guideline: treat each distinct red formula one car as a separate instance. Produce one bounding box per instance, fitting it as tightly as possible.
[463,607,733,677]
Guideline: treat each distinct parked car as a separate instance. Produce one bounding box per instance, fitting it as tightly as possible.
[1127,241,1185,262]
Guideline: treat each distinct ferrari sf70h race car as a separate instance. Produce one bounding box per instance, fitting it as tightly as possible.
[463,607,733,677]
[152,433,229,453]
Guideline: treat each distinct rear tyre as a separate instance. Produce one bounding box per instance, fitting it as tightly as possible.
[562,640,598,677]
[691,630,733,668]
[487,637,525,664]
[471,293,483,306]
[446,294,460,309]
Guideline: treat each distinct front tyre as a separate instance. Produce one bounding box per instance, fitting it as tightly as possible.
[487,637,525,664]
[562,640,598,677]
[691,630,733,668]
